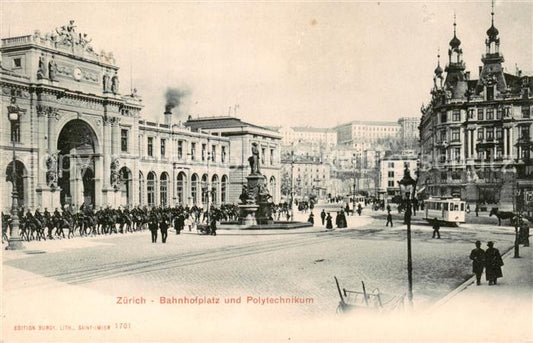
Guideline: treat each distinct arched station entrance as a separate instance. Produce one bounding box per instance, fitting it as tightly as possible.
[57,119,99,208]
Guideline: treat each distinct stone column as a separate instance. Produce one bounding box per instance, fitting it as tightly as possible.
[503,127,508,157]
[509,126,514,159]
[472,129,477,158]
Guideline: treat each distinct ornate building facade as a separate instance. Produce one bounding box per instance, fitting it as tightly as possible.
[419,10,533,210]
[1,21,280,211]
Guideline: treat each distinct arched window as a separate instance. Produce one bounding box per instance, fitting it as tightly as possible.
[139,171,145,206]
[221,175,228,204]
[191,173,199,205]
[211,174,219,205]
[177,172,187,205]
[160,172,169,207]
[147,172,156,207]
[201,174,209,205]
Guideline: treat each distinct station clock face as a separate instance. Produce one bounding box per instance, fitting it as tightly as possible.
[73,67,83,80]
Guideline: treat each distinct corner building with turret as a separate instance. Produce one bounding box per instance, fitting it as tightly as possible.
[419,9,533,210]
[1,21,280,211]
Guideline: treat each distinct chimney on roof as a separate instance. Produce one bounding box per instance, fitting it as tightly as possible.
[164,106,172,125]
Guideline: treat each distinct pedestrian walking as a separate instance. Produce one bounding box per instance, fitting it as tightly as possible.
[174,213,184,235]
[485,241,503,285]
[209,216,217,236]
[308,212,314,225]
[432,218,441,239]
[475,204,479,217]
[469,241,485,285]
[326,213,333,230]
[148,213,158,243]
[320,209,326,226]
[386,210,393,227]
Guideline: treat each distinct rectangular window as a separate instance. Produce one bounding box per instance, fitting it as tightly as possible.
[441,172,447,181]
[454,148,461,162]
[486,108,494,120]
[451,128,460,142]
[486,129,494,141]
[147,137,153,157]
[440,112,447,123]
[121,129,128,152]
[261,147,266,165]
[161,138,166,157]
[496,108,503,120]
[211,145,216,162]
[521,126,530,140]
[522,106,531,119]
[496,147,503,158]
[13,58,21,68]
[468,109,474,119]
[496,128,502,140]
[388,171,394,178]
[477,128,484,140]
[388,162,394,168]
[452,110,460,121]
[177,141,183,159]
[191,142,196,160]
[440,130,446,142]
[270,148,274,165]
[477,108,484,120]
[388,180,394,187]
[221,146,227,163]
[201,144,206,161]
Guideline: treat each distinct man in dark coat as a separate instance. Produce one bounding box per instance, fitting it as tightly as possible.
[469,241,485,285]
[485,241,503,285]
[432,219,441,239]
[160,212,170,243]
[148,213,158,243]
[320,210,326,226]
[174,213,185,235]
[386,209,393,227]
[209,216,217,236]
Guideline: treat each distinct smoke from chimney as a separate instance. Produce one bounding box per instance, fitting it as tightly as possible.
[164,87,191,116]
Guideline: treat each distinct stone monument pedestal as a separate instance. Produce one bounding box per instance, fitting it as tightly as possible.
[238,204,259,226]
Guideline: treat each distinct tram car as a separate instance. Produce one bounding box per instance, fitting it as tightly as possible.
[424,197,466,225]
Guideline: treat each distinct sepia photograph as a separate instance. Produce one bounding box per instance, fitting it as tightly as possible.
[1,1,532,342]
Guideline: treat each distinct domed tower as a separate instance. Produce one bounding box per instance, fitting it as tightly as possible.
[444,15,467,99]
[433,51,444,90]
[478,0,506,98]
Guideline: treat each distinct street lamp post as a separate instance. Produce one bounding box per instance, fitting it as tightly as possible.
[6,99,24,250]
[398,166,416,307]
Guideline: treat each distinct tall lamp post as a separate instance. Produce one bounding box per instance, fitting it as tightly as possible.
[6,98,24,250]
[398,166,416,307]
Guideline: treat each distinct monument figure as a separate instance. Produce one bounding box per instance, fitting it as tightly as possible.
[111,72,119,94]
[103,73,110,93]
[48,56,57,81]
[37,54,46,79]
[248,142,260,175]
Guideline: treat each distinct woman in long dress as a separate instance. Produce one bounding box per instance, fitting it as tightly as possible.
[485,241,504,285]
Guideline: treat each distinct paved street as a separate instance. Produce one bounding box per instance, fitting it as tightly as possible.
[3,210,520,341]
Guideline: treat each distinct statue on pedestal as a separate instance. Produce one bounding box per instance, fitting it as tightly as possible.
[248,142,260,175]
[48,55,57,81]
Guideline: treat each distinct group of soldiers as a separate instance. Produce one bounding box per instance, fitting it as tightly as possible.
[2,204,241,243]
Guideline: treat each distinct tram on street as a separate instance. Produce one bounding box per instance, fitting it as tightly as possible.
[424,197,466,225]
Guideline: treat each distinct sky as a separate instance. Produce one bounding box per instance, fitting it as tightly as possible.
[1,1,532,128]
